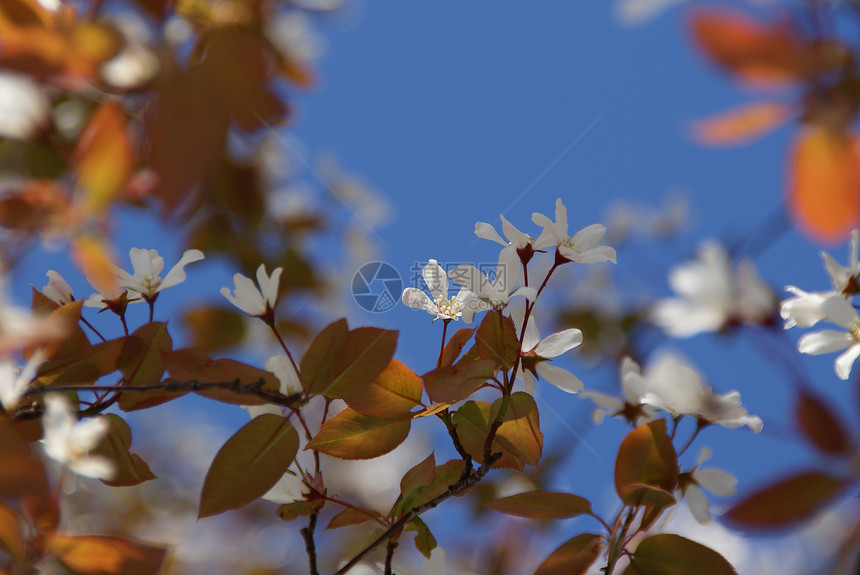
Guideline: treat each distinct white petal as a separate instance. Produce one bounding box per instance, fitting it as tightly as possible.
[579,391,623,411]
[449,264,484,296]
[821,295,860,330]
[402,288,436,315]
[243,404,283,419]
[68,416,110,451]
[423,260,448,301]
[685,484,712,524]
[257,265,283,308]
[70,456,116,480]
[537,363,583,394]
[474,222,507,246]
[419,547,447,575]
[798,330,853,355]
[222,274,266,316]
[835,344,860,380]
[262,472,306,504]
[42,270,74,305]
[521,316,541,352]
[570,224,606,252]
[695,468,738,497]
[522,371,536,395]
[160,249,205,291]
[780,286,830,329]
[536,329,583,358]
[500,215,529,248]
[575,245,617,264]
[695,446,713,466]
[265,354,302,395]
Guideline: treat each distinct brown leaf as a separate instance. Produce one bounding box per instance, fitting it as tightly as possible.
[624,534,737,575]
[689,8,806,87]
[614,419,678,503]
[440,327,475,367]
[49,535,167,575]
[493,392,543,467]
[344,359,423,418]
[724,470,848,529]
[691,101,792,146]
[485,490,591,520]
[423,359,495,404]
[535,533,603,575]
[787,125,860,244]
[795,390,852,455]
[305,407,411,460]
[94,415,156,487]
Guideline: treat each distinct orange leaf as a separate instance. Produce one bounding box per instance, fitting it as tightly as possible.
[344,359,423,419]
[692,101,792,146]
[305,407,411,460]
[689,8,806,87]
[49,535,166,575]
[76,102,136,214]
[614,420,678,502]
[71,235,118,295]
[787,126,860,244]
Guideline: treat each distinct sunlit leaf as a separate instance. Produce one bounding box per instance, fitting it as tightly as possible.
[423,359,495,404]
[326,327,398,399]
[691,101,792,146]
[795,389,852,455]
[49,535,167,575]
[199,414,299,518]
[407,516,437,560]
[724,470,848,529]
[344,359,423,418]
[689,8,805,87]
[535,533,603,575]
[75,101,135,214]
[615,419,678,503]
[788,125,860,244]
[623,533,737,575]
[485,490,591,519]
[277,501,313,522]
[440,327,475,367]
[452,400,523,470]
[71,235,118,296]
[93,415,156,487]
[305,407,410,460]
[475,311,519,370]
[493,392,543,467]
[117,323,174,411]
[325,508,382,531]
[391,459,463,518]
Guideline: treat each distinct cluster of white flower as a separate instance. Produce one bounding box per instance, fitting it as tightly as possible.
[781,230,860,380]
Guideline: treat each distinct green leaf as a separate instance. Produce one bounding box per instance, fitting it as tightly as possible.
[724,470,848,530]
[615,419,677,503]
[394,454,438,514]
[493,392,543,467]
[199,414,299,518]
[407,516,437,559]
[485,491,591,519]
[452,400,523,470]
[326,508,382,531]
[475,311,519,370]
[423,359,495,404]
[276,501,313,522]
[344,359,423,418]
[440,327,475,367]
[94,415,156,487]
[535,533,603,575]
[391,459,463,518]
[623,534,737,575]
[305,408,410,460]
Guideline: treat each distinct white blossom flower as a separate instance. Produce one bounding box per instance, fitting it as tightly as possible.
[823,229,860,296]
[0,350,44,411]
[262,470,307,504]
[580,356,658,426]
[449,249,537,322]
[634,352,762,432]
[402,260,474,322]
[780,286,833,329]
[681,447,738,524]
[797,295,860,380]
[42,270,74,305]
[0,72,51,140]
[221,264,283,317]
[244,355,302,419]
[419,547,447,575]
[514,312,584,395]
[532,198,617,264]
[40,394,115,480]
[475,215,534,262]
[113,248,205,301]
[652,241,775,337]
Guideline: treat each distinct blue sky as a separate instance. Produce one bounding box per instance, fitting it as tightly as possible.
[10,0,857,571]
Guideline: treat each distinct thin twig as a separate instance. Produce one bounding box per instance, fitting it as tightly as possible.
[301,511,319,575]
[384,536,399,575]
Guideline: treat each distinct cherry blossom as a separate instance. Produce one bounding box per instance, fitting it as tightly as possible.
[40,394,115,480]
[780,286,833,329]
[449,249,536,322]
[532,198,617,264]
[244,355,303,419]
[114,247,205,301]
[0,351,44,411]
[580,356,658,426]
[680,447,738,524]
[822,229,860,296]
[402,260,474,322]
[261,470,307,505]
[797,295,860,380]
[42,270,75,305]
[221,263,284,317]
[514,313,584,394]
[652,241,775,337]
[474,215,534,263]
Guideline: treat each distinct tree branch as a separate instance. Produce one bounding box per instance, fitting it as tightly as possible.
[301,511,319,575]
